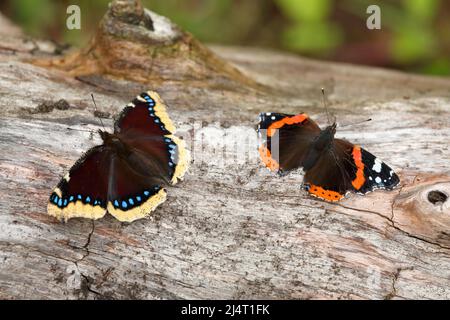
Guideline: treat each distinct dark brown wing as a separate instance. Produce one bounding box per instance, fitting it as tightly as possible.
[116,134,188,184]
[257,112,321,173]
[105,152,168,223]
[105,135,189,222]
[303,138,400,201]
[47,146,112,221]
[116,91,189,185]
[114,91,176,137]
[303,139,358,201]
[106,92,189,222]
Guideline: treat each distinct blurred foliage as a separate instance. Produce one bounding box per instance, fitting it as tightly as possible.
[1,0,449,76]
[277,0,331,21]
[390,0,438,65]
[276,0,342,53]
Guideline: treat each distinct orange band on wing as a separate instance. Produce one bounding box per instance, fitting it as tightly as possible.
[307,184,344,202]
[258,145,280,171]
[351,146,365,190]
[267,114,308,137]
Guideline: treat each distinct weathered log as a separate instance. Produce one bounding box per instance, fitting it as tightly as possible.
[33,0,257,90]
[1,1,450,300]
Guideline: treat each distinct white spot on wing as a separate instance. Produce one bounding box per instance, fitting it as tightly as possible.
[375,177,382,184]
[372,158,382,173]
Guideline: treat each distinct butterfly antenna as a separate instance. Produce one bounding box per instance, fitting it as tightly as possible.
[91,93,106,131]
[66,127,96,133]
[339,118,372,128]
[321,88,332,125]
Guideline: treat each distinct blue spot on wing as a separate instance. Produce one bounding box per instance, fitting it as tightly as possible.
[136,196,142,202]
[129,198,134,206]
[121,201,128,209]
[144,95,154,105]
[114,200,119,207]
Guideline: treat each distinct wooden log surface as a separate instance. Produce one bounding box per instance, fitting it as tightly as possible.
[1,2,450,299]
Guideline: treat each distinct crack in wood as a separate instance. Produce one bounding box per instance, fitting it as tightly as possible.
[337,200,450,251]
[384,267,413,300]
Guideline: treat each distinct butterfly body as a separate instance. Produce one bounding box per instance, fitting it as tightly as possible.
[97,131,128,160]
[302,123,336,171]
[48,91,189,222]
[257,112,399,202]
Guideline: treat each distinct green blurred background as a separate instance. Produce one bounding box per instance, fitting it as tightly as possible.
[1,0,449,76]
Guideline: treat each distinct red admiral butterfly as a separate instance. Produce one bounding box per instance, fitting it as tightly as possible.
[257,112,400,202]
[47,91,189,222]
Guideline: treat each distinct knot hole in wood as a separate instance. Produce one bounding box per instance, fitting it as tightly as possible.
[428,190,448,206]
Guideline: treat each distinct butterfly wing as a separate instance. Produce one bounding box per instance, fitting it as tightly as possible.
[257,112,321,173]
[114,91,176,137]
[118,134,189,186]
[105,153,168,222]
[354,145,400,194]
[47,146,111,221]
[104,91,190,222]
[105,135,189,222]
[48,91,189,223]
[303,139,356,201]
[303,138,400,201]
[115,91,189,184]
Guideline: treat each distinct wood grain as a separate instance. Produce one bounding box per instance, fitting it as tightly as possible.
[1,2,450,299]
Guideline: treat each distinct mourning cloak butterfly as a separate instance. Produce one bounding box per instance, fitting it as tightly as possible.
[257,112,400,202]
[47,91,189,222]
